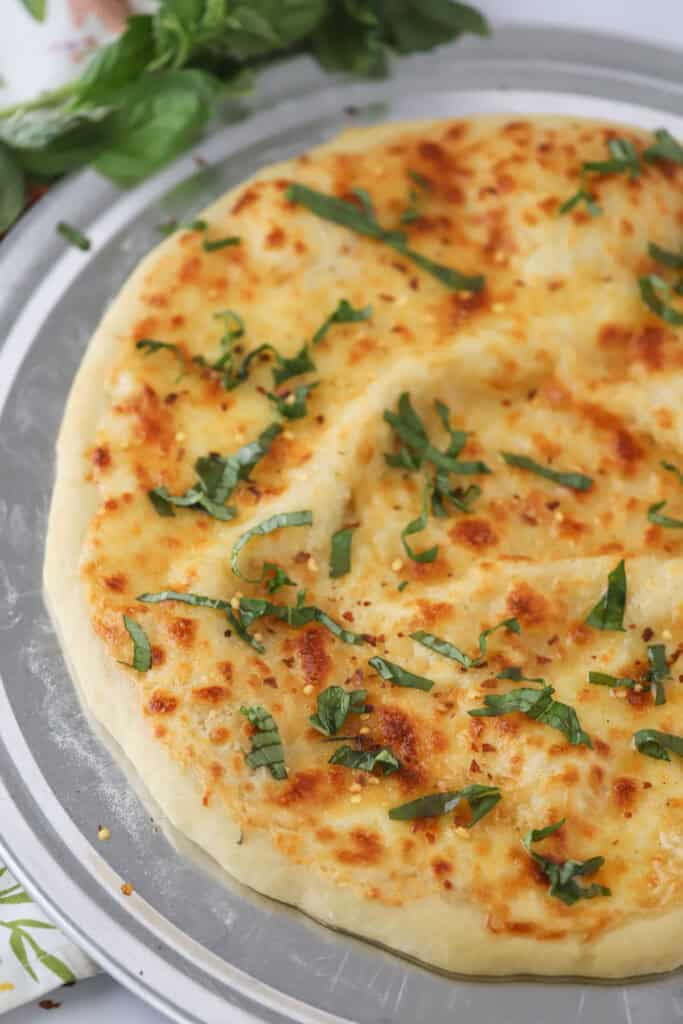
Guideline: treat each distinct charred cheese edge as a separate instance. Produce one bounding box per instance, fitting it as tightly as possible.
[45,116,683,978]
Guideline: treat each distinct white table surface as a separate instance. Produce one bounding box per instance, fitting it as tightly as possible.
[5,0,681,1020]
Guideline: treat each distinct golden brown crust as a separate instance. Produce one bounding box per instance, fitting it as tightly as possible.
[45,115,683,977]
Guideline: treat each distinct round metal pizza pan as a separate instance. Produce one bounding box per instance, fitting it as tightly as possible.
[1,23,682,1024]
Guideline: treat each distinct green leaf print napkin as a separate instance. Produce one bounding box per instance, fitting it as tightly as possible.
[0,863,97,1013]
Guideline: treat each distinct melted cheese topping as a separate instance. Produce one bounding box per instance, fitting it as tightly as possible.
[79,117,683,951]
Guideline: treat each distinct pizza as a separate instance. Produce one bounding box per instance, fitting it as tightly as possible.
[45,115,683,977]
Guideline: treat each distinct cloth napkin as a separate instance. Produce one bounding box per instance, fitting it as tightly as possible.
[1,4,142,1014]
[0,862,97,1013]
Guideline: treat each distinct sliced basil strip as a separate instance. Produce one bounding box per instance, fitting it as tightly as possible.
[329,526,354,578]
[639,274,683,326]
[648,501,683,528]
[267,381,318,419]
[523,819,611,906]
[582,137,640,178]
[202,235,240,252]
[368,655,434,691]
[241,705,287,779]
[122,615,152,672]
[231,511,312,581]
[309,686,367,737]
[287,183,484,292]
[649,241,683,270]
[329,744,400,775]
[238,592,364,646]
[148,423,281,520]
[501,452,592,491]
[588,671,635,689]
[410,618,520,670]
[644,128,683,166]
[389,784,501,826]
[469,685,592,747]
[633,728,683,762]
[661,459,683,486]
[402,483,438,563]
[646,643,670,705]
[585,559,627,631]
[57,221,91,250]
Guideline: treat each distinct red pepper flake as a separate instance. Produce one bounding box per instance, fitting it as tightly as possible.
[121,883,134,896]
[642,627,654,642]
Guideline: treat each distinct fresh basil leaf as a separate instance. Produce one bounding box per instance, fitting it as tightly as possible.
[645,643,670,705]
[585,559,627,631]
[312,298,373,345]
[122,615,152,672]
[639,273,683,325]
[368,655,434,691]
[501,451,592,491]
[648,501,683,528]
[57,221,91,251]
[267,381,319,419]
[588,671,635,689]
[19,0,47,21]
[582,137,640,179]
[523,820,611,906]
[287,182,484,291]
[634,728,683,762]
[0,143,25,234]
[644,128,683,166]
[94,69,219,186]
[329,744,400,775]
[238,593,365,646]
[241,705,287,779]
[329,526,354,578]
[389,783,500,825]
[469,685,592,747]
[648,241,683,270]
[661,459,683,486]
[76,16,155,105]
[379,0,489,54]
[410,617,520,670]
[231,510,312,581]
[309,686,367,736]
[312,0,384,75]
[402,482,438,563]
